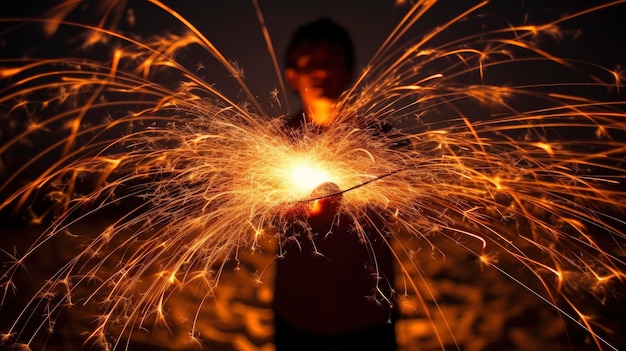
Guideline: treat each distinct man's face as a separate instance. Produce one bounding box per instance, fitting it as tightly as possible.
[286,41,352,104]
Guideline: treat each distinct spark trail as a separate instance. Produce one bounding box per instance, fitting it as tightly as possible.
[1,0,625,350]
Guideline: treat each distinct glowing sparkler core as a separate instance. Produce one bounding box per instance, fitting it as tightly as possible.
[282,156,339,198]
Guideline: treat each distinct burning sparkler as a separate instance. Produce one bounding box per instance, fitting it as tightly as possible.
[1,0,625,350]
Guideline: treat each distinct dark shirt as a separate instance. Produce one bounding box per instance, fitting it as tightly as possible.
[273,113,397,336]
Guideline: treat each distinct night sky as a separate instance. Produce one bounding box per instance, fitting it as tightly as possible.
[2,0,624,115]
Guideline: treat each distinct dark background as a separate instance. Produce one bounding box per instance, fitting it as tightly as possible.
[2,0,625,115]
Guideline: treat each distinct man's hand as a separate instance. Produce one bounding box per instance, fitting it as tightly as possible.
[307,182,342,227]
[278,182,343,227]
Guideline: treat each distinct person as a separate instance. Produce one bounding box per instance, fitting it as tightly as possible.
[273,18,397,351]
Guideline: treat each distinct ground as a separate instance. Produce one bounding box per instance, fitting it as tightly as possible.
[1,214,624,351]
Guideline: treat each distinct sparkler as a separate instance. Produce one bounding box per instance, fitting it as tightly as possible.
[1,0,625,350]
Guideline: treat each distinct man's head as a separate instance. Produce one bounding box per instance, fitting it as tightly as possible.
[285,18,354,106]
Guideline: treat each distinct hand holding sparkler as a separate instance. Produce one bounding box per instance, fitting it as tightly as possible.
[277,182,343,228]
[306,182,343,228]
